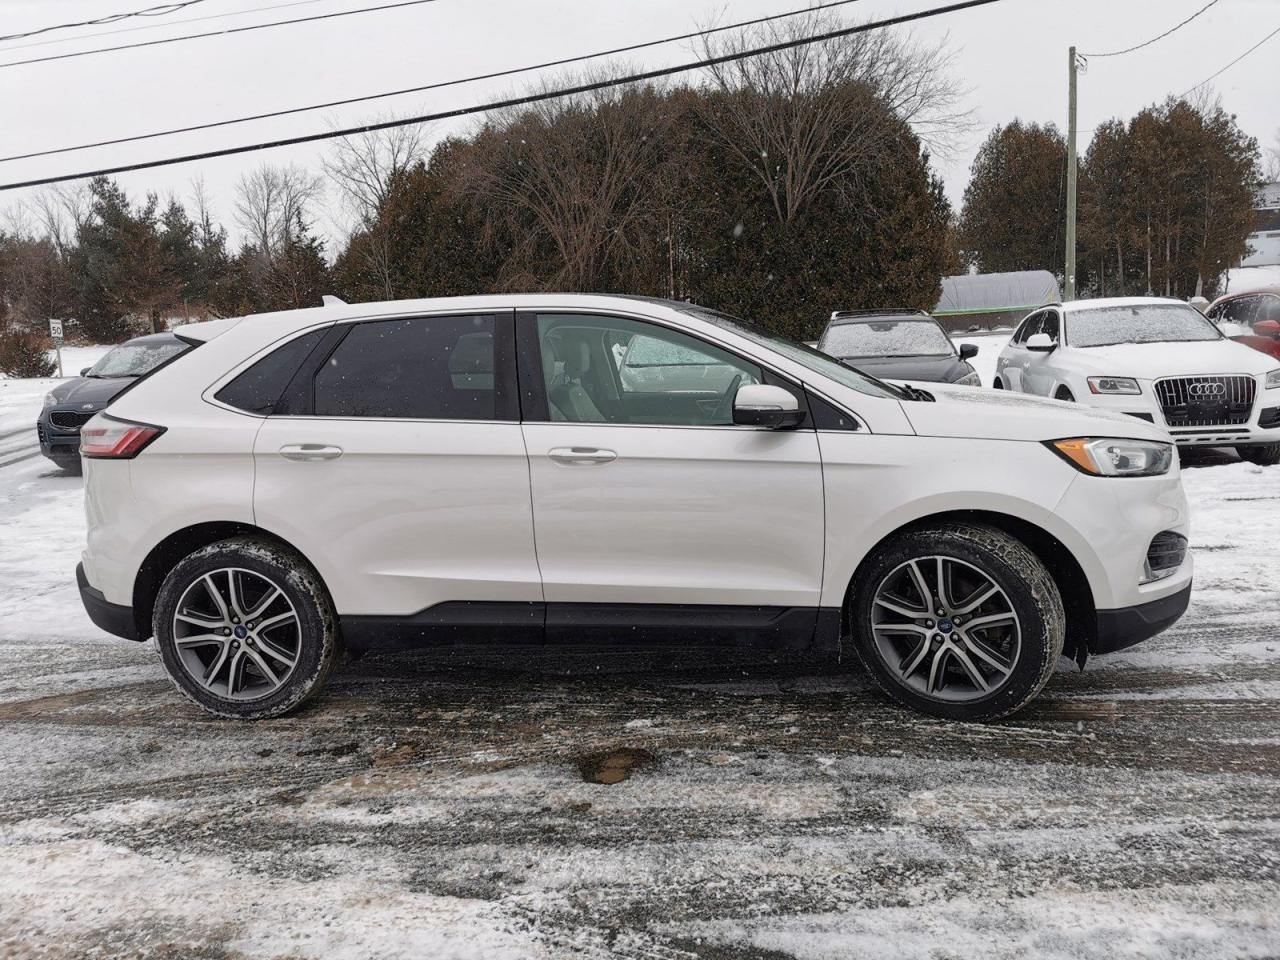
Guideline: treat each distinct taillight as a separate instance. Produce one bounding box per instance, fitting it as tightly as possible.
[80,415,166,459]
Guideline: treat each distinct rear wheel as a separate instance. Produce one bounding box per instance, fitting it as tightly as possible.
[153,537,339,719]
[849,523,1064,722]
[1238,443,1280,466]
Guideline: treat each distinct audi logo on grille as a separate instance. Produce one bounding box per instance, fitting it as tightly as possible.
[1187,382,1226,398]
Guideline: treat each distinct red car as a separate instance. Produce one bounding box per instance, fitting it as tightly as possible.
[1206,287,1280,360]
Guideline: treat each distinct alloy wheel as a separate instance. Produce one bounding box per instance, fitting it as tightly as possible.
[171,567,301,702]
[870,555,1021,702]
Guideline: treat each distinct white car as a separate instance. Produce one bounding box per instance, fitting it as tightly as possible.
[77,294,1192,723]
[995,297,1280,465]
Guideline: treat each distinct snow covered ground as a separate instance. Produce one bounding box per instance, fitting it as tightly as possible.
[1,359,1279,958]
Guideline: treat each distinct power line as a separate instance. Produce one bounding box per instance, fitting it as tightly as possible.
[1081,0,1220,58]
[0,0,329,53]
[0,0,208,43]
[1179,23,1280,97]
[3,0,879,165]
[0,0,1007,193]
[0,0,443,69]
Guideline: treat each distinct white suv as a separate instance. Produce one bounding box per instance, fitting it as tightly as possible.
[77,295,1193,722]
[995,297,1280,465]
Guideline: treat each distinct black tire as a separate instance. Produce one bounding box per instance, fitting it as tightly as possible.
[848,522,1065,722]
[992,378,1004,390]
[1238,443,1280,466]
[153,537,339,720]
[52,458,81,475]
[1055,387,1075,402]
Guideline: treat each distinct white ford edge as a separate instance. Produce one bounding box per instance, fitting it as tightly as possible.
[995,297,1280,465]
[77,295,1192,722]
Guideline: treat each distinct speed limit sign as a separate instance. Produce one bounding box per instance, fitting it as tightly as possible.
[48,318,64,340]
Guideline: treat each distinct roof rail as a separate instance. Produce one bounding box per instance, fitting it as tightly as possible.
[829,308,930,321]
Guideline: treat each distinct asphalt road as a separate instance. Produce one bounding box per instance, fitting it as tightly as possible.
[2,616,1279,959]
[1,448,1277,958]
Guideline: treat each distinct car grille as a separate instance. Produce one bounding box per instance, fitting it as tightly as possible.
[1154,376,1255,427]
[49,410,96,430]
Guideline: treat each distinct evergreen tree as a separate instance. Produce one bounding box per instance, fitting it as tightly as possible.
[957,121,1066,274]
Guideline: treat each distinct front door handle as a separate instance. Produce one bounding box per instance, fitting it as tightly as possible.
[279,443,343,462]
[548,446,617,465]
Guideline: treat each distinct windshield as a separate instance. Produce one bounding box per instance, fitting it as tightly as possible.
[677,305,903,400]
[821,318,953,358]
[88,339,188,378]
[1067,304,1222,348]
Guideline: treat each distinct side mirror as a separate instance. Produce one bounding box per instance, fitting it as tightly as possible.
[733,383,805,429]
[1026,333,1057,352]
[1254,320,1280,339]
[80,367,90,376]
[958,343,979,359]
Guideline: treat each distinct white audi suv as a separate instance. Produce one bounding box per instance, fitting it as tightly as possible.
[78,295,1193,722]
[995,297,1280,465]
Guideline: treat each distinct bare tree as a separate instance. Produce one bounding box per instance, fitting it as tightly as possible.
[1265,127,1280,182]
[697,12,966,225]
[30,183,90,257]
[234,163,324,256]
[323,121,427,298]
[324,121,427,227]
[457,77,681,291]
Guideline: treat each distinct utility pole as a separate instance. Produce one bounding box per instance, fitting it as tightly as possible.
[1064,45,1079,302]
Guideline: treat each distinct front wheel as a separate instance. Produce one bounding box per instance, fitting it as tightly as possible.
[1238,444,1280,466]
[153,537,339,719]
[849,522,1065,722]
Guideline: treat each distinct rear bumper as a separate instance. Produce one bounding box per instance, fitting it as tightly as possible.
[77,562,142,641]
[1093,582,1191,654]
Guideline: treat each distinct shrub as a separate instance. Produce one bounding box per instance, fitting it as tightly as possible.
[0,330,57,378]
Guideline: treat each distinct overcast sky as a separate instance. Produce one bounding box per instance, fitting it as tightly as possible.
[1,0,1276,248]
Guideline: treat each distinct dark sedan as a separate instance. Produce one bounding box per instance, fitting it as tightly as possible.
[38,333,190,473]
[817,310,980,385]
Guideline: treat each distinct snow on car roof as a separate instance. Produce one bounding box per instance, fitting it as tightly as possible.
[1059,297,1189,313]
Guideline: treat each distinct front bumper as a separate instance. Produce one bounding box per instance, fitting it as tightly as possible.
[37,410,86,461]
[1070,384,1280,447]
[77,562,142,641]
[1093,582,1191,654]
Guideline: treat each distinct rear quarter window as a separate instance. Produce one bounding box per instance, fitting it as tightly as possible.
[215,328,329,415]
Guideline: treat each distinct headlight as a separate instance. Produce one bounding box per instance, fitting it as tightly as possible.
[1266,369,1280,389]
[955,371,981,387]
[1048,437,1174,477]
[42,392,57,408]
[1087,376,1141,395]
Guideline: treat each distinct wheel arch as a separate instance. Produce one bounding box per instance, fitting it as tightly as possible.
[842,509,1096,665]
[131,522,326,640]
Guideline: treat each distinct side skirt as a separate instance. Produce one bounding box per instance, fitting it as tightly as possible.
[340,601,843,655]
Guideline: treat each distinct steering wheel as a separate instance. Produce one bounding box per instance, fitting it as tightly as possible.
[712,374,743,424]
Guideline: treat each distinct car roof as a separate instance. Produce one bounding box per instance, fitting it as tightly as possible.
[1209,286,1280,305]
[172,294,743,346]
[1047,297,1189,314]
[123,332,184,345]
[828,309,934,325]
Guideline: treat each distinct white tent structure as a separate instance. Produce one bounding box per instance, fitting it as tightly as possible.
[933,271,1061,331]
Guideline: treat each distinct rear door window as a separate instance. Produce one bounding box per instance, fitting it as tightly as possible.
[314,314,503,420]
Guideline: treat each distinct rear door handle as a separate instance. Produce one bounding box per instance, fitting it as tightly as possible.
[548,446,617,465]
[279,443,343,462]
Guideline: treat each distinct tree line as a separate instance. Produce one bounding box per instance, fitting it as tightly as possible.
[0,15,959,370]
[0,15,1270,378]
[958,97,1263,299]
